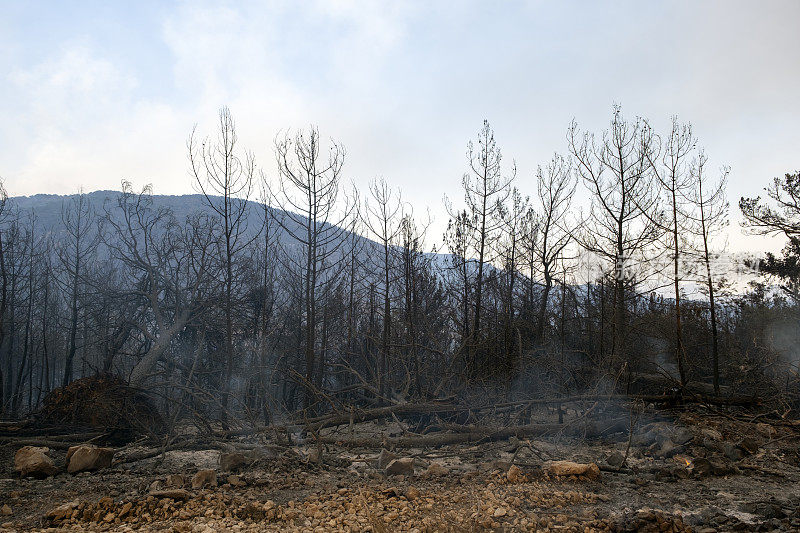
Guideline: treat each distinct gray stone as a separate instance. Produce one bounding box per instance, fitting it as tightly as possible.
[219,452,250,472]
[606,451,625,467]
[377,449,398,469]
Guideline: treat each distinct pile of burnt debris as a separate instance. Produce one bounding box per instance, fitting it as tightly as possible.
[1,390,799,531]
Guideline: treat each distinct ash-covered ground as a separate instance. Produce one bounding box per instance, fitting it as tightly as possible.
[2,402,800,532]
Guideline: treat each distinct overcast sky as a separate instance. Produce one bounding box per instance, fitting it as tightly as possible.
[1,0,798,251]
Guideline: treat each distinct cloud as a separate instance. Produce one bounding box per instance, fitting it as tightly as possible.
[1,1,799,254]
[4,41,186,195]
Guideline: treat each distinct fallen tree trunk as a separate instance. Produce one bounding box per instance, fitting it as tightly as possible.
[0,438,79,450]
[304,393,756,430]
[318,417,630,448]
[304,402,461,432]
[221,393,761,439]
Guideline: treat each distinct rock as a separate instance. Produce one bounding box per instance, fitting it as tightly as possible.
[405,486,420,501]
[710,460,737,476]
[720,442,744,462]
[385,457,414,476]
[377,449,398,469]
[506,464,523,483]
[689,457,711,477]
[0,505,11,516]
[606,451,625,468]
[149,489,190,500]
[118,502,133,518]
[494,507,507,518]
[544,460,601,480]
[690,457,734,477]
[191,469,217,489]
[165,474,185,488]
[632,429,659,447]
[45,501,79,521]
[305,447,321,464]
[671,427,693,445]
[657,439,682,458]
[758,503,786,519]
[66,444,115,474]
[227,474,246,487]
[700,427,723,441]
[739,437,759,455]
[423,462,449,476]
[219,452,250,472]
[14,446,58,478]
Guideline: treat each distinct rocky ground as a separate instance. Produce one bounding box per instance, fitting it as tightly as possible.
[2,403,800,532]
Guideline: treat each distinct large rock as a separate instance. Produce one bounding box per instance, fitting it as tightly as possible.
[191,469,217,489]
[377,449,398,469]
[385,457,414,476]
[544,460,601,480]
[66,444,115,473]
[15,446,58,478]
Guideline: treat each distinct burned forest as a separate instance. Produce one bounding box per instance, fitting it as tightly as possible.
[1,103,800,533]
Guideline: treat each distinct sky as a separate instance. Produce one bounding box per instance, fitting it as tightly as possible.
[1,0,798,252]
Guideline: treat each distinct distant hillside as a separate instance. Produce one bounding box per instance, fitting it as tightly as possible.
[5,191,765,298]
[6,190,379,261]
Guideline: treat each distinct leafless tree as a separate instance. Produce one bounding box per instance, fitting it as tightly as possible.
[496,187,528,368]
[643,117,696,386]
[189,106,257,415]
[57,190,101,387]
[530,154,576,342]
[448,120,514,371]
[270,127,356,411]
[568,106,663,379]
[688,152,729,394]
[104,183,220,388]
[443,209,475,349]
[0,181,10,411]
[362,177,404,402]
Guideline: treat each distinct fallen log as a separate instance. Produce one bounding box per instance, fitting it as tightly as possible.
[302,402,460,432]
[305,394,755,431]
[0,438,79,450]
[318,417,630,448]
[320,431,515,448]
[478,393,760,409]
[223,393,762,439]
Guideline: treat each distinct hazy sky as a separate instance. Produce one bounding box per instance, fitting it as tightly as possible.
[2,0,798,251]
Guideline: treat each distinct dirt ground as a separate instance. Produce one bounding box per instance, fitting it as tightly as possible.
[2,404,800,532]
